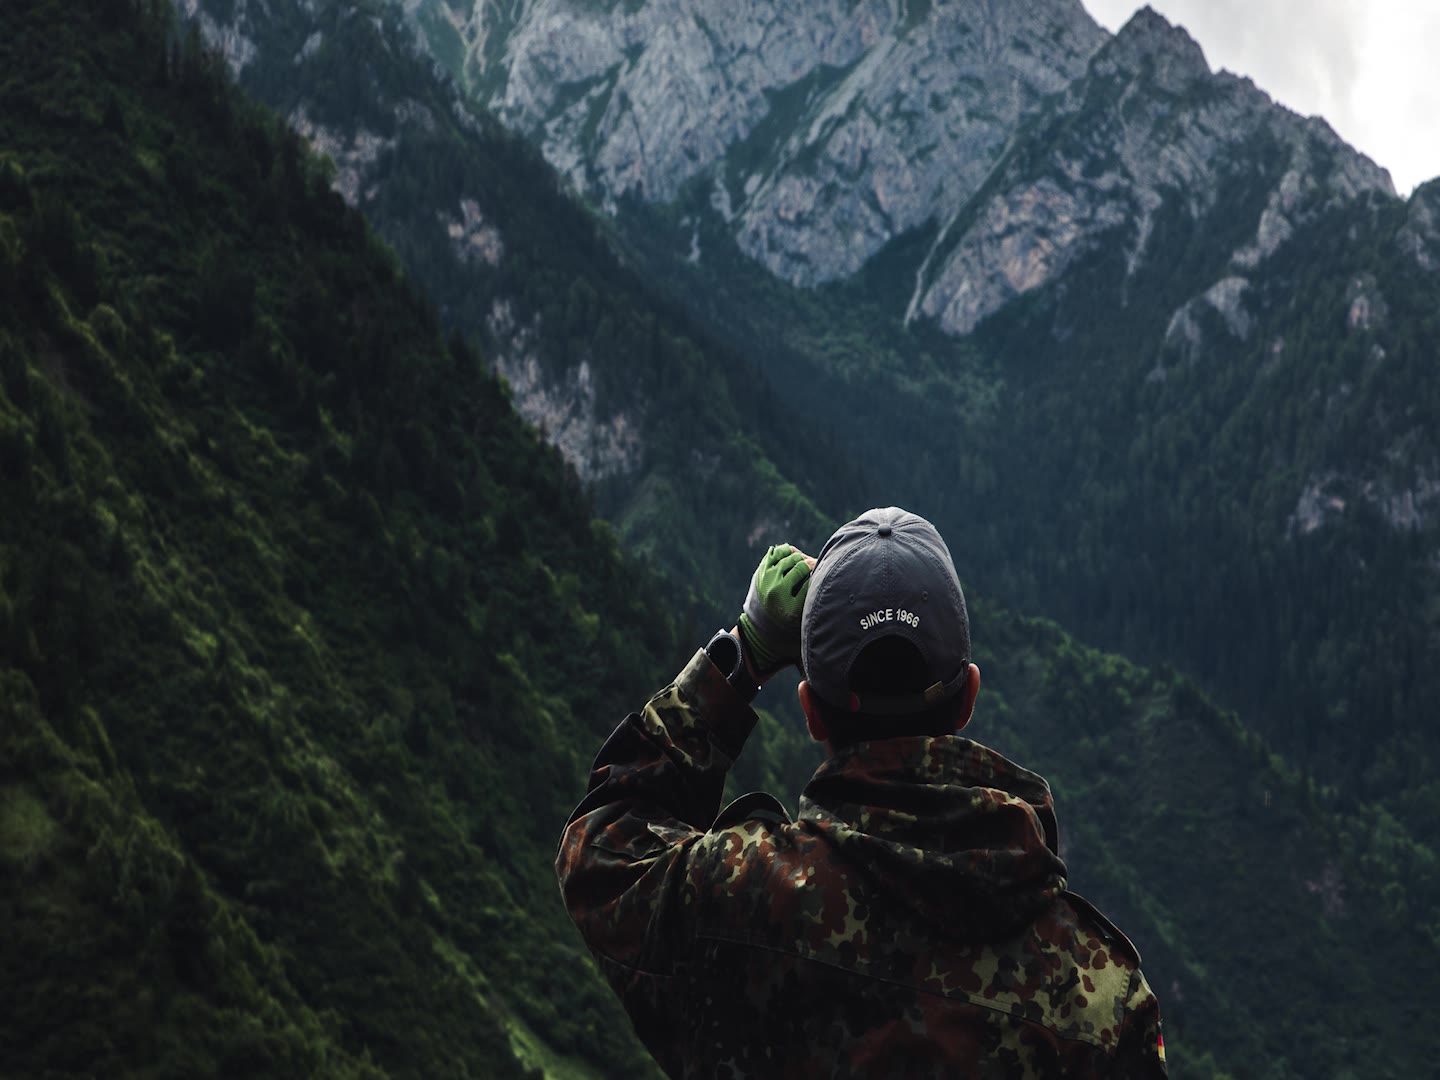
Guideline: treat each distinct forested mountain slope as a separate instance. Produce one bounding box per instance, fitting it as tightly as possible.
[1,3,674,1074]
[6,1,1440,1078]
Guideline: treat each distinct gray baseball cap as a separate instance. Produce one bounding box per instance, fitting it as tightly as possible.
[801,507,971,715]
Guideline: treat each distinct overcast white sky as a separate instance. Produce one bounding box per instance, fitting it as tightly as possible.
[1082,1,1440,197]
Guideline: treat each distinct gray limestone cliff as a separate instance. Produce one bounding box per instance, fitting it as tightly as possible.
[486,299,642,483]
[425,0,1107,284]
[422,1,1396,338]
[910,8,1394,335]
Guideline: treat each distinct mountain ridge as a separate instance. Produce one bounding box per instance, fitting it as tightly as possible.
[435,0,1108,285]
[909,4,1394,335]
[415,0,1398,324]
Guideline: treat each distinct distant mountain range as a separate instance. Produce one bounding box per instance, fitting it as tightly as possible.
[422,0,1394,315]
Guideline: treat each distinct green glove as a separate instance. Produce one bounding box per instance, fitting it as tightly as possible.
[739,544,813,676]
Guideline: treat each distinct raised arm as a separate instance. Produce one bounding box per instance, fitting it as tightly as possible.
[555,647,757,1069]
[555,544,814,1068]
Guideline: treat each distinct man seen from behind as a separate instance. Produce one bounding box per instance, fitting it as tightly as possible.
[557,506,1167,1077]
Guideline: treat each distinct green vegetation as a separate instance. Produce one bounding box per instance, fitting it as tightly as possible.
[975,609,1438,1076]
[0,3,670,1074]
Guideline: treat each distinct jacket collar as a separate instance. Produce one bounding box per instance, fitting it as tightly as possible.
[797,735,1068,940]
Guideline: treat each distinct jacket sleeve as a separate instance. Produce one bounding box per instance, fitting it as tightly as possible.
[1112,970,1169,1078]
[556,647,758,1068]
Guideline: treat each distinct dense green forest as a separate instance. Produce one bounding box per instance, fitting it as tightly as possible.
[5,0,1440,1076]
[1,3,672,1073]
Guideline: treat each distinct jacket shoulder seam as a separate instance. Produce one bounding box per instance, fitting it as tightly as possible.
[1063,890,1143,967]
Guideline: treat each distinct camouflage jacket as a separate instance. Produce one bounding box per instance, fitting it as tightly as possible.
[557,650,1167,1078]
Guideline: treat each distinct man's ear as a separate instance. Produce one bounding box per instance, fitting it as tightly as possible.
[954,663,981,733]
[798,680,829,744]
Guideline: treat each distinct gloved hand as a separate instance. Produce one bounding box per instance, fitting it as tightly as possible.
[739,544,814,677]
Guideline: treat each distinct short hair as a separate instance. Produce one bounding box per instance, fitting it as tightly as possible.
[812,635,967,750]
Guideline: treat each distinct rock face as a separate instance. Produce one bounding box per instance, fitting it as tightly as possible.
[486,300,642,483]
[1345,273,1388,333]
[180,0,259,70]
[445,198,505,266]
[1400,181,1440,271]
[729,0,1106,285]
[491,0,895,205]
[425,1,1395,336]
[1161,276,1252,365]
[1290,468,1440,537]
[911,9,1395,335]
[288,106,395,207]
[431,0,1106,283]
[192,0,1421,552]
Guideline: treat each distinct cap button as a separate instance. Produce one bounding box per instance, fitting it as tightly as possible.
[877,524,893,537]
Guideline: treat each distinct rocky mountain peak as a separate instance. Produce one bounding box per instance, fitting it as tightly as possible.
[1094,6,1210,92]
[422,0,1108,284]
[908,4,1396,338]
[411,0,1397,342]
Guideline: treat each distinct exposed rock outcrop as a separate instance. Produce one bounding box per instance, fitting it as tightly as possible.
[488,0,897,204]
[1161,276,1252,364]
[421,2,1396,339]
[1289,473,1347,536]
[1346,273,1388,333]
[288,106,395,207]
[439,0,1105,284]
[731,0,1106,284]
[180,0,258,71]
[1290,467,1440,538]
[917,178,1129,336]
[1232,117,1392,271]
[1400,181,1440,271]
[911,9,1394,336]
[445,198,505,266]
[486,300,641,483]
